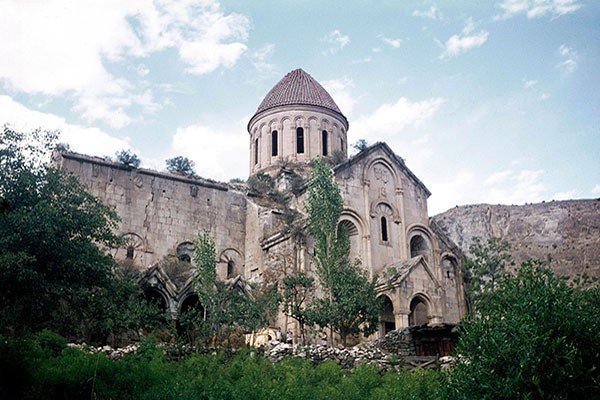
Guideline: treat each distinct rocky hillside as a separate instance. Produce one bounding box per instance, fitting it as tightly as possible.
[431,199,600,279]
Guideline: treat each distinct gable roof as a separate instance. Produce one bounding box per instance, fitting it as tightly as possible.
[334,142,431,197]
[375,255,441,291]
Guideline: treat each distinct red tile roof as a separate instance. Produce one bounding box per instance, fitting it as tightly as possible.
[252,69,346,121]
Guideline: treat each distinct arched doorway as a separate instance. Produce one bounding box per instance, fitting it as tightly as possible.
[409,296,429,326]
[144,288,167,311]
[177,294,205,339]
[379,295,396,335]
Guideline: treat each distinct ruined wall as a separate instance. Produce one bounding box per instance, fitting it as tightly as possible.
[57,152,248,275]
[432,199,600,279]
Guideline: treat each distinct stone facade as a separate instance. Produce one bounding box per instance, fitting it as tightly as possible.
[56,68,467,340]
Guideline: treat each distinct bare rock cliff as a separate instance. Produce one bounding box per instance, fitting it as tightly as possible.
[431,199,600,279]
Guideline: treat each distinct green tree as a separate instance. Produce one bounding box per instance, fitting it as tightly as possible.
[305,158,381,346]
[448,261,600,400]
[166,156,196,176]
[115,149,141,168]
[190,231,280,346]
[352,139,369,152]
[282,273,314,345]
[0,127,139,339]
[464,236,512,300]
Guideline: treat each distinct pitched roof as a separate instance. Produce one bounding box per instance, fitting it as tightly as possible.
[251,69,347,123]
[334,142,432,197]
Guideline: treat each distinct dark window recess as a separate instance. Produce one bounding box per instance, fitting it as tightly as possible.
[322,130,328,156]
[227,260,234,278]
[381,216,388,241]
[190,185,198,197]
[179,254,191,263]
[296,127,304,154]
[271,131,278,156]
[254,138,259,165]
[126,246,134,259]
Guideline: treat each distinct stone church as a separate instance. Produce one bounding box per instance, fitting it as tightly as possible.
[56,69,467,340]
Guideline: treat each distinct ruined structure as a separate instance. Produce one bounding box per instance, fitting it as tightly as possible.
[56,69,467,340]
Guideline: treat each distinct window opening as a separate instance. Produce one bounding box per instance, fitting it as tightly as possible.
[227,260,234,278]
[322,130,328,156]
[296,127,304,154]
[381,216,388,242]
[254,138,259,165]
[271,130,278,156]
[126,246,134,259]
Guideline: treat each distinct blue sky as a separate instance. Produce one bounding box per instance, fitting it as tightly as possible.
[1,0,598,215]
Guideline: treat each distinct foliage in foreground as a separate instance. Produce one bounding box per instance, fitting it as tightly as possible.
[448,261,600,400]
[0,333,444,400]
[0,127,168,342]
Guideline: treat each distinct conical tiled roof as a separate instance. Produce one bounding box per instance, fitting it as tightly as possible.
[252,69,346,121]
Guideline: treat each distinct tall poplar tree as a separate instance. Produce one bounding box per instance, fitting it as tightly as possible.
[306,158,381,346]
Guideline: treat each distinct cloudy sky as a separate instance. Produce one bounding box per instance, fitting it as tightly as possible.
[1,0,598,215]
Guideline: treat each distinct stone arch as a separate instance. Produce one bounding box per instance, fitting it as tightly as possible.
[409,293,431,326]
[176,241,194,263]
[407,225,435,263]
[363,157,401,190]
[339,209,366,263]
[179,292,203,315]
[441,253,458,280]
[370,201,401,223]
[219,248,243,279]
[121,232,144,261]
[144,287,168,311]
[379,294,396,335]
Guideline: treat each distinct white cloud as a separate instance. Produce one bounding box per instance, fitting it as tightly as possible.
[349,97,443,177]
[322,78,358,117]
[551,189,577,200]
[428,169,476,214]
[169,123,248,181]
[439,18,489,59]
[321,30,350,54]
[429,167,548,215]
[352,97,445,140]
[524,79,538,88]
[495,0,581,20]
[412,5,443,20]
[382,37,402,48]
[0,95,131,157]
[484,169,545,205]
[592,184,600,195]
[0,0,249,127]
[556,44,577,74]
[251,44,276,73]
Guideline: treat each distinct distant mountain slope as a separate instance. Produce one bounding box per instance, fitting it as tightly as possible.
[431,199,600,279]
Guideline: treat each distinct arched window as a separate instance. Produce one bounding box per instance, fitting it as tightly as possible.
[381,216,388,242]
[177,242,194,263]
[254,138,259,165]
[409,297,429,326]
[322,130,328,156]
[271,130,278,156]
[380,295,395,334]
[296,127,304,154]
[410,235,430,261]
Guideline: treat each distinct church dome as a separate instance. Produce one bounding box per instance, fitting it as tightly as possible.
[248,69,349,176]
[250,69,347,125]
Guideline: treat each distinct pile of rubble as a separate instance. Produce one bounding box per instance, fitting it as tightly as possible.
[265,342,395,370]
[67,343,139,359]
[65,328,455,370]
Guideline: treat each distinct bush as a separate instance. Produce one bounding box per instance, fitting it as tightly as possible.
[447,261,600,400]
[0,334,448,399]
